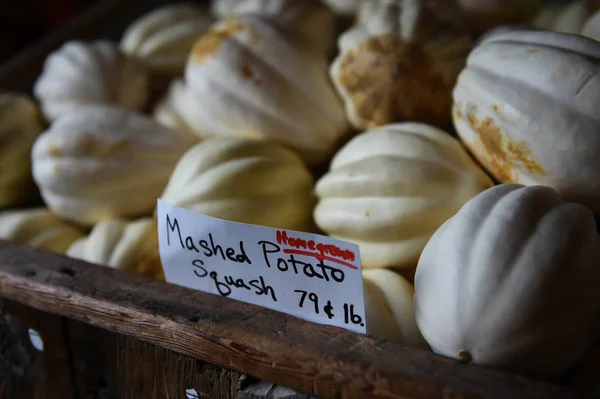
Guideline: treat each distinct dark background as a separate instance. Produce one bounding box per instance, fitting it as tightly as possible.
[0,0,99,62]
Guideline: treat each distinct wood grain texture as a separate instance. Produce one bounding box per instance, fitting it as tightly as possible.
[0,300,77,399]
[0,240,594,399]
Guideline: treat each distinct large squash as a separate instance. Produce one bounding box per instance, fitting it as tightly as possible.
[414,184,600,376]
[314,123,493,270]
[330,0,471,131]
[453,28,600,214]
[185,14,349,166]
[0,94,45,208]
[33,41,149,121]
[31,106,195,226]
[160,137,315,231]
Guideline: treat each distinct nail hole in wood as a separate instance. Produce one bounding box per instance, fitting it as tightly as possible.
[25,270,37,277]
[60,267,77,276]
[189,316,201,323]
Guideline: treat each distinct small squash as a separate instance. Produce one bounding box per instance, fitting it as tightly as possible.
[185,14,349,166]
[314,123,493,270]
[414,184,600,376]
[211,0,336,55]
[363,268,428,348]
[0,94,45,208]
[33,40,149,121]
[330,0,472,131]
[452,28,600,214]
[31,105,195,226]
[0,208,86,254]
[67,218,164,280]
[120,3,213,77]
[160,137,315,231]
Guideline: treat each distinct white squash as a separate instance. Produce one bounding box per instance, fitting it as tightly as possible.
[0,208,86,254]
[314,123,493,270]
[33,40,149,121]
[120,3,213,76]
[322,0,361,16]
[452,28,600,215]
[153,79,206,139]
[458,0,542,36]
[31,105,195,227]
[583,10,600,41]
[414,184,600,376]
[363,269,428,348]
[185,14,349,166]
[357,0,466,30]
[330,0,472,131]
[160,137,315,231]
[0,94,45,208]
[67,218,163,279]
[210,0,336,55]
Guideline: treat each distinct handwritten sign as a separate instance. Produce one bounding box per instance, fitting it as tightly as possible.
[157,200,366,334]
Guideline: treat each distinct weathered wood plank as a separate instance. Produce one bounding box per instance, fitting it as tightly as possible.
[0,300,77,399]
[0,240,590,399]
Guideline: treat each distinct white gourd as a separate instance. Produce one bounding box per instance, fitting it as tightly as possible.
[67,218,163,279]
[153,79,206,139]
[363,269,428,348]
[33,40,149,121]
[210,0,336,55]
[185,14,349,166]
[414,184,600,376]
[120,3,214,76]
[314,123,493,270]
[452,28,600,214]
[160,137,315,231]
[0,208,86,254]
[330,0,472,131]
[0,94,45,208]
[458,0,542,36]
[31,105,195,227]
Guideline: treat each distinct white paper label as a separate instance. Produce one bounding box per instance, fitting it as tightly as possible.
[157,200,366,334]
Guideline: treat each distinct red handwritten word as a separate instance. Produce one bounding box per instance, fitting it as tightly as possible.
[276,231,356,263]
[282,249,358,270]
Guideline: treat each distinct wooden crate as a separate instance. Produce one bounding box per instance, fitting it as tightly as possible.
[0,1,599,398]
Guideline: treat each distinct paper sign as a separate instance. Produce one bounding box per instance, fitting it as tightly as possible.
[157,200,366,334]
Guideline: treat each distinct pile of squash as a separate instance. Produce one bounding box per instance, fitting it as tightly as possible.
[1,0,599,379]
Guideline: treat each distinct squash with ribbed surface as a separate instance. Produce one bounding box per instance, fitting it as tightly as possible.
[415,184,600,376]
[314,122,493,270]
[185,14,348,165]
[453,28,600,215]
[160,137,315,231]
[31,106,195,226]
